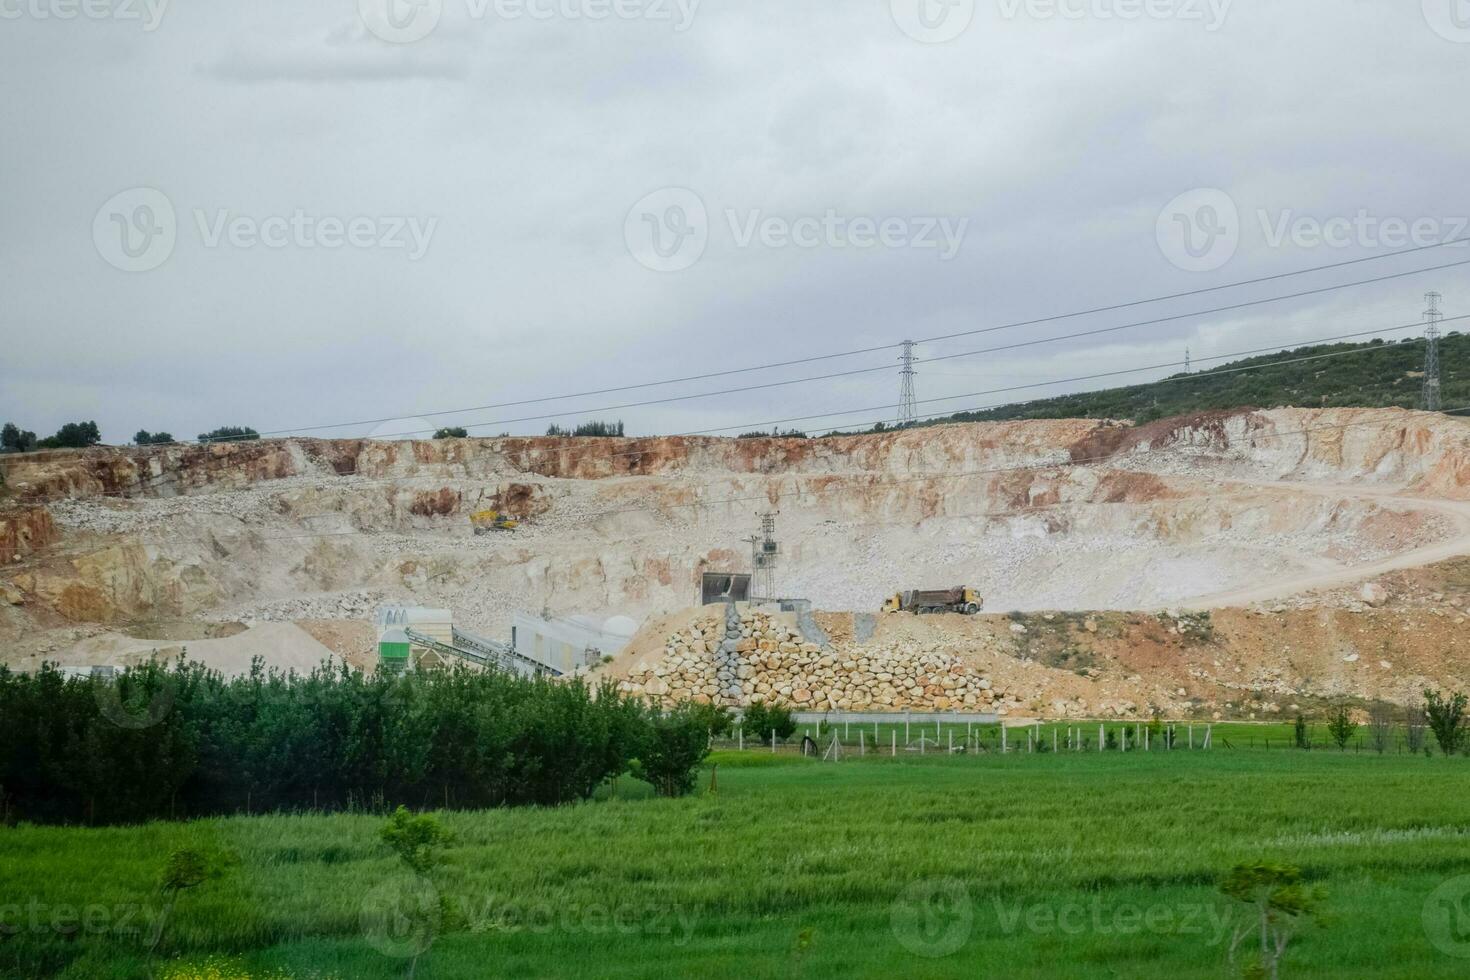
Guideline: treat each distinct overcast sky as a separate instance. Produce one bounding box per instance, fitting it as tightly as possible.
[2,1,1468,444]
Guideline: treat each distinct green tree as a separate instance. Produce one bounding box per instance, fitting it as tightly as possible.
[134,430,175,446]
[1326,704,1358,750]
[743,702,796,745]
[432,427,468,439]
[1423,689,1468,756]
[36,421,100,449]
[1293,714,1311,750]
[1221,862,1322,980]
[1,423,38,453]
[633,705,711,797]
[198,426,259,444]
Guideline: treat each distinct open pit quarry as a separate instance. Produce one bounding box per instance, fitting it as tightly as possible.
[4,406,1470,719]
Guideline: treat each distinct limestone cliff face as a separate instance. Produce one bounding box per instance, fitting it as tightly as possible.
[0,506,58,564]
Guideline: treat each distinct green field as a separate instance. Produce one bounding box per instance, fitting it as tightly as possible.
[4,749,1470,979]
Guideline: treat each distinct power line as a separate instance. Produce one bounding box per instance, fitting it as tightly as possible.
[1424,291,1444,412]
[203,254,1470,444]
[15,314,1465,507]
[12,235,1463,458]
[897,341,918,428]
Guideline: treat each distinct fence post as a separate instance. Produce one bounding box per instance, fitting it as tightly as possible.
[1001,725,1007,753]
[1098,724,1104,752]
[949,732,954,754]
[738,727,743,751]
[1188,724,1194,749]
[892,731,896,757]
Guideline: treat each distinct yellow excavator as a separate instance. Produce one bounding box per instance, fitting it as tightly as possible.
[470,509,519,534]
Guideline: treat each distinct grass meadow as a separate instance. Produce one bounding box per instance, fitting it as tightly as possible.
[3,746,1469,979]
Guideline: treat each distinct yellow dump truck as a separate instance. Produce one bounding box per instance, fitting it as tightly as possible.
[470,509,519,534]
[883,586,983,615]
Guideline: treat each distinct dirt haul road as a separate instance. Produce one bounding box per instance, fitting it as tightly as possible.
[1182,481,1470,609]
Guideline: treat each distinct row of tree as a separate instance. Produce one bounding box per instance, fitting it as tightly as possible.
[0,659,712,826]
[0,422,264,452]
[1300,691,1467,754]
[1,420,101,452]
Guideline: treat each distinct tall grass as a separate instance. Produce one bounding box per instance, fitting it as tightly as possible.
[4,750,1469,978]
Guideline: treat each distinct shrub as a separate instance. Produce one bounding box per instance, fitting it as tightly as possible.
[198,427,259,444]
[687,701,734,739]
[433,427,468,439]
[1293,714,1312,750]
[1326,704,1358,750]
[633,705,711,798]
[742,702,796,745]
[134,430,175,446]
[1423,689,1468,756]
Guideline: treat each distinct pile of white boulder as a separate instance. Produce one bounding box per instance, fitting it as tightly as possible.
[620,608,1013,712]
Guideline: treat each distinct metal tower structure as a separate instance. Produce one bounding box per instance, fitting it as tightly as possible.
[1424,291,1443,412]
[1184,347,1192,374]
[747,511,780,602]
[897,340,918,428]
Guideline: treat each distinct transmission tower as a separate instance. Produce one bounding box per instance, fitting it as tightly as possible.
[747,511,780,602]
[1424,291,1443,412]
[1184,347,1192,374]
[897,340,918,428]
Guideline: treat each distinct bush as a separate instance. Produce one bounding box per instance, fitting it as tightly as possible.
[633,706,711,798]
[687,701,733,739]
[742,702,796,745]
[433,427,468,439]
[1293,714,1312,750]
[198,427,259,444]
[134,430,175,446]
[1423,689,1468,756]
